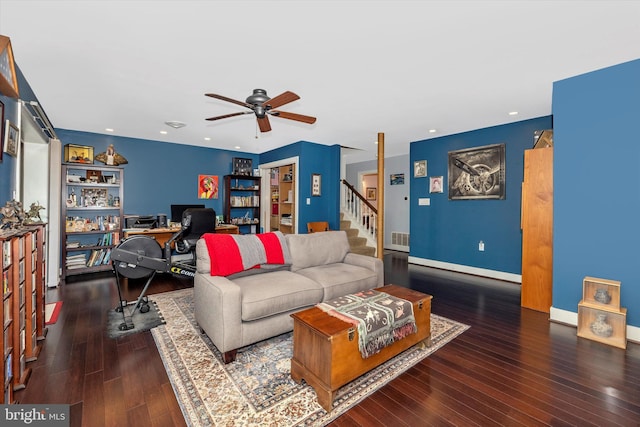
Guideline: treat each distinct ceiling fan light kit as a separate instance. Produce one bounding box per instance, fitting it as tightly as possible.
[205,88,316,133]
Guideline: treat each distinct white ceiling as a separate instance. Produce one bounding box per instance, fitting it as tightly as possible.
[2,1,640,162]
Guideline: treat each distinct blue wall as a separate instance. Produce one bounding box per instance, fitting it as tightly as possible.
[260,141,341,233]
[56,129,259,220]
[0,65,37,205]
[409,116,553,275]
[553,59,640,327]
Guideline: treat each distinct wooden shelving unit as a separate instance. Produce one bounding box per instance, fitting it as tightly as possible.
[0,225,47,402]
[1,231,15,404]
[61,164,124,280]
[277,164,295,234]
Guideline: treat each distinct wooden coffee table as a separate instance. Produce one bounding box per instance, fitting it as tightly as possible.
[290,285,432,411]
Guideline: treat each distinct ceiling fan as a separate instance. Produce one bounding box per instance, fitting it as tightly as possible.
[205,89,316,132]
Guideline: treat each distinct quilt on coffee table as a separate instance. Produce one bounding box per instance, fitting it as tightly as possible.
[318,289,417,358]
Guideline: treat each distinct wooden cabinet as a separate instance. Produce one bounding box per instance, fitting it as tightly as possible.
[521,147,553,312]
[1,232,15,403]
[24,225,47,360]
[0,226,47,402]
[61,164,124,280]
[224,175,260,234]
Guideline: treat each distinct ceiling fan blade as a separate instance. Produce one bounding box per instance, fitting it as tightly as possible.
[263,91,300,109]
[206,111,252,121]
[270,110,317,124]
[205,93,253,109]
[257,116,272,132]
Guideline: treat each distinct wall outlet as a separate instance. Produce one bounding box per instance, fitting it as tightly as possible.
[306,198,311,205]
[479,241,485,251]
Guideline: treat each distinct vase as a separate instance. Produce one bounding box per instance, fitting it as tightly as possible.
[590,313,613,337]
[594,288,612,304]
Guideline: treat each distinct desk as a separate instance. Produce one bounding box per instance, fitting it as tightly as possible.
[123,224,239,247]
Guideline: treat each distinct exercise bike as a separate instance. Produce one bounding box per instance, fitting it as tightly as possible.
[110,208,216,331]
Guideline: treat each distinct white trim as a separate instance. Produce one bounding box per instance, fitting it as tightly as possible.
[551,306,640,344]
[385,244,409,252]
[408,256,522,283]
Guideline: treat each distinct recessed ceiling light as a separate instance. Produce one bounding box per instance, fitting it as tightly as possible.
[429,129,437,133]
[105,128,114,132]
[160,130,168,135]
[204,137,211,141]
[234,146,241,149]
[165,121,186,129]
[508,111,519,116]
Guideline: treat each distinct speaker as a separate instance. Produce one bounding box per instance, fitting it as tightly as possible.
[157,214,167,228]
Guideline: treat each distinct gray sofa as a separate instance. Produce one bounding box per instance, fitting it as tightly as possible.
[194,230,384,363]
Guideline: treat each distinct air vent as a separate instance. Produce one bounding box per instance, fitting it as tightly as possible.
[391,232,409,247]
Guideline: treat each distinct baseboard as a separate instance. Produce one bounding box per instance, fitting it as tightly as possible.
[408,256,521,283]
[385,244,409,252]
[551,306,640,344]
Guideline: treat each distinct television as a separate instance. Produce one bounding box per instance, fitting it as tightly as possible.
[170,204,205,223]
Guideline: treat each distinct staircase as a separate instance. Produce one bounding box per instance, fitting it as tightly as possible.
[340,213,377,257]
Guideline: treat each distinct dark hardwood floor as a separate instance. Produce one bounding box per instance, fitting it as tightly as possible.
[15,252,640,426]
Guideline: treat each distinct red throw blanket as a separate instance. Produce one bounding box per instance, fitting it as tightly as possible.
[202,231,289,276]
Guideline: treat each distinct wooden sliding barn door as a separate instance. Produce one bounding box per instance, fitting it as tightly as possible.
[521,147,553,312]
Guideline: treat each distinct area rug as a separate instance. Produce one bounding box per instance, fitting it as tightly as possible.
[106,300,165,339]
[45,301,63,325]
[151,288,469,426]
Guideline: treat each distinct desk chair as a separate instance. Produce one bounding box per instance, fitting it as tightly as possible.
[307,221,330,233]
[173,208,217,256]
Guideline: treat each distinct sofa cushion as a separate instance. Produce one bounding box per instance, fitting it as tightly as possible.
[295,263,379,300]
[285,230,350,272]
[235,271,324,322]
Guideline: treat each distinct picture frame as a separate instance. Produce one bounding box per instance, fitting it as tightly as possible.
[429,176,444,193]
[3,120,18,157]
[414,160,427,178]
[198,175,219,199]
[64,144,94,164]
[366,187,377,200]
[232,157,253,176]
[448,143,505,200]
[311,173,321,196]
[390,173,404,185]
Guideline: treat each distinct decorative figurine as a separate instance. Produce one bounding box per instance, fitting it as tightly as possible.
[25,202,45,224]
[594,288,612,304]
[590,313,613,337]
[95,144,128,166]
[0,200,25,229]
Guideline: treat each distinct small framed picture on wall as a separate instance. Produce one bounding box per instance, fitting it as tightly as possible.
[414,160,427,178]
[311,173,321,196]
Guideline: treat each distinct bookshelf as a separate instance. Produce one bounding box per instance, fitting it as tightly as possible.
[224,175,261,234]
[61,164,124,280]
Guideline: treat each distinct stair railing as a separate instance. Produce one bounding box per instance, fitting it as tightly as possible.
[341,179,377,241]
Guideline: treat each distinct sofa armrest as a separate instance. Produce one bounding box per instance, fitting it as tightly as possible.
[343,253,384,286]
[194,273,243,353]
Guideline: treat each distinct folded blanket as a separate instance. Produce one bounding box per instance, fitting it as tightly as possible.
[318,289,417,359]
[202,231,291,276]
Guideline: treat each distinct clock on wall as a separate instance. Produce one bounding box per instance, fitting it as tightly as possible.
[232,157,253,176]
[0,36,19,98]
